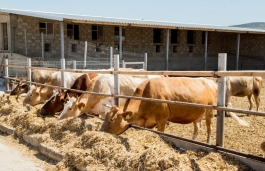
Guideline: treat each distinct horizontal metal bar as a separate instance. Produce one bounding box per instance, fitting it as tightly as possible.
[5,77,265,117]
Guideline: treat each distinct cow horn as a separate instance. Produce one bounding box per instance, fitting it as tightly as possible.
[102,103,112,108]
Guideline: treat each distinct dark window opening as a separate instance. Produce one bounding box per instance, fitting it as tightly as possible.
[2,23,8,50]
[115,44,123,51]
[171,29,178,44]
[173,45,177,53]
[155,45,161,53]
[189,46,193,53]
[187,30,195,44]
[67,24,79,40]
[44,43,51,52]
[153,29,161,43]
[202,31,205,44]
[92,25,103,40]
[39,22,54,39]
[72,44,77,52]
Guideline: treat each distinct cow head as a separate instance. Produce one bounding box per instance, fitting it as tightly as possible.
[23,84,54,106]
[59,96,85,119]
[40,90,68,115]
[100,105,132,135]
[10,81,29,96]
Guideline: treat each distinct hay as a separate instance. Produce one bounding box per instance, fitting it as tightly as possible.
[0,87,261,170]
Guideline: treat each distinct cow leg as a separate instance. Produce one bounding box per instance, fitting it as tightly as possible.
[247,94,254,111]
[205,109,213,144]
[155,119,167,132]
[192,120,200,141]
[253,94,260,111]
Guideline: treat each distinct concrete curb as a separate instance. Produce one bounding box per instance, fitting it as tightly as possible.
[0,124,79,169]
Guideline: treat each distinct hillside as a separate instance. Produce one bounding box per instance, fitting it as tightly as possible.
[231,22,265,30]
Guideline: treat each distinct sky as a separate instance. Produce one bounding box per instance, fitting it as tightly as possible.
[0,0,264,26]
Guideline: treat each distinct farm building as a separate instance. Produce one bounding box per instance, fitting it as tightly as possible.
[1,8,265,71]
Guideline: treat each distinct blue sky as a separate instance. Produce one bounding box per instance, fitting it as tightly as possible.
[0,0,264,26]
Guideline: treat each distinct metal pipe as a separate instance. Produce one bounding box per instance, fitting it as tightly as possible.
[110,46,113,68]
[24,29,27,56]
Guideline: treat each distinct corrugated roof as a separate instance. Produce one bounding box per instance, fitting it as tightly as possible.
[1,8,265,34]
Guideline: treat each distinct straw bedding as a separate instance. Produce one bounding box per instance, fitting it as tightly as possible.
[0,80,264,170]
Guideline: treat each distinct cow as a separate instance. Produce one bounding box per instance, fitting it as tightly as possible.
[59,74,165,119]
[100,77,249,144]
[40,73,99,115]
[39,68,138,115]
[23,71,83,106]
[9,70,55,97]
[226,76,263,116]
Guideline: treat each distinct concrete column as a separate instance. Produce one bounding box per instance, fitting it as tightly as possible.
[204,31,208,71]
[236,33,240,70]
[165,29,169,70]
[60,21,64,59]
[216,53,227,147]
[119,26,123,60]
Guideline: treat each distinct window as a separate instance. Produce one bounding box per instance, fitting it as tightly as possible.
[155,45,161,53]
[202,31,210,44]
[114,26,125,41]
[72,44,77,52]
[44,43,51,52]
[92,25,103,40]
[173,45,177,53]
[187,30,195,44]
[39,22,54,39]
[153,29,162,43]
[67,24,79,40]
[171,29,178,44]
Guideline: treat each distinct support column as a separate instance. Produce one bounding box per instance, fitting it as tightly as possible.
[216,53,227,147]
[114,54,120,106]
[236,33,240,70]
[60,21,64,59]
[24,29,27,56]
[165,29,169,70]
[204,31,208,71]
[119,26,123,60]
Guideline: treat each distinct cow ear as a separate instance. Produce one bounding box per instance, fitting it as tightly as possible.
[77,102,86,111]
[122,111,133,119]
[21,84,28,89]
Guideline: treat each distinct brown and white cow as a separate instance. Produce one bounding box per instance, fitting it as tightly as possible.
[100,77,249,144]
[226,76,263,115]
[9,70,55,97]
[40,73,99,115]
[23,71,83,106]
[59,74,165,119]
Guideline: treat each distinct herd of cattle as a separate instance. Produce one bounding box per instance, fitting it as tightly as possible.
[7,69,265,152]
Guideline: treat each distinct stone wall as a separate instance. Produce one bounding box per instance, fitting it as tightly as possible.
[0,14,263,71]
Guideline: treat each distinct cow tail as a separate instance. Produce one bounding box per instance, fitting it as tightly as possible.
[226,111,249,127]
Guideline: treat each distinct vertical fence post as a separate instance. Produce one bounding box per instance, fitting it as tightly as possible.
[84,41,87,69]
[4,58,9,92]
[41,32,44,60]
[114,54,120,106]
[24,29,27,56]
[27,58,31,86]
[73,60,76,69]
[144,53,148,70]
[165,29,169,70]
[216,53,227,147]
[122,60,125,68]
[61,58,66,88]
[236,33,240,70]
[204,31,208,71]
[110,47,113,68]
